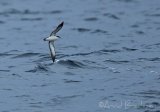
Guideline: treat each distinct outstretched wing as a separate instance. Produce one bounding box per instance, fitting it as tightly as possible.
[50,21,64,36]
[48,41,56,62]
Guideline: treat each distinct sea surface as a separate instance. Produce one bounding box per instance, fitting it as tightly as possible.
[0,0,160,112]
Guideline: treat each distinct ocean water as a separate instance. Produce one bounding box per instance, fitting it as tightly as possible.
[0,0,160,112]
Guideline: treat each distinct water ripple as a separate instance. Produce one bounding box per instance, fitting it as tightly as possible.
[100,49,121,53]
[0,53,14,57]
[122,47,138,51]
[58,49,121,59]
[0,9,63,16]
[72,28,90,32]
[56,60,85,68]
[103,13,120,20]
[0,20,5,24]
[46,95,84,106]
[135,90,160,99]
[0,69,10,72]
[63,79,82,83]
[21,17,43,21]
[12,53,41,58]
[91,29,108,34]
[84,17,98,21]
[25,63,49,73]
[138,57,160,62]
[104,59,130,64]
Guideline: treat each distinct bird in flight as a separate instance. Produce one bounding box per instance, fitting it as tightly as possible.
[43,21,64,62]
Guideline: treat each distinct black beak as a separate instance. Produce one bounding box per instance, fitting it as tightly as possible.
[43,38,47,41]
[57,36,62,38]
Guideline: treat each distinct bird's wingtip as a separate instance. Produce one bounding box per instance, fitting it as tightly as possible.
[61,21,64,25]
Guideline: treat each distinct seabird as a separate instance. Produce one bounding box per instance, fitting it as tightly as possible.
[43,21,64,62]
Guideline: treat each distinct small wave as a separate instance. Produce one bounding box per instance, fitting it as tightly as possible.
[84,17,98,21]
[138,57,160,62]
[5,50,20,53]
[12,73,21,77]
[151,102,160,106]
[25,63,48,73]
[21,17,43,21]
[72,28,90,32]
[21,9,62,15]
[35,56,50,63]
[64,79,82,83]
[73,49,120,56]
[82,60,107,69]
[104,59,130,64]
[135,30,145,35]
[0,53,14,57]
[135,90,160,99]
[0,50,21,57]
[48,95,83,106]
[0,8,21,15]
[100,49,121,53]
[0,9,63,16]
[70,52,94,56]
[56,59,85,68]
[91,29,108,34]
[103,13,120,20]
[12,27,22,31]
[56,59,106,69]
[49,10,62,14]
[0,69,10,72]
[58,49,121,59]
[61,45,78,49]
[145,13,160,17]
[154,43,160,47]
[64,72,76,75]
[57,52,94,59]
[143,43,160,49]
[122,47,138,51]
[12,53,40,58]
[0,20,5,24]
[0,37,4,40]
[131,24,139,28]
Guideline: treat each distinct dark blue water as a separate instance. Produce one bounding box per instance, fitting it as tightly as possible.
[0,0,160,112]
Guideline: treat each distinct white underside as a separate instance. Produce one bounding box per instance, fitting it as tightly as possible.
[46,35,58,41]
